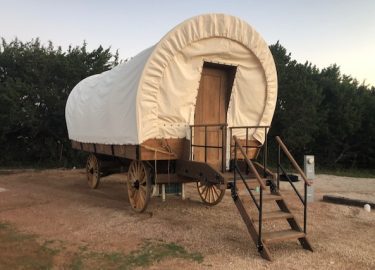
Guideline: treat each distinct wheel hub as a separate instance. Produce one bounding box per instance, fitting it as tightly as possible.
[133,180,140,189]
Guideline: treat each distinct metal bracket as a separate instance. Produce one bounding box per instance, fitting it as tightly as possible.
[230,185,238,200]
[267,179,277,193]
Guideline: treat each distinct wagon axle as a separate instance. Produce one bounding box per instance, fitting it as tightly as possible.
[132,179,140,189]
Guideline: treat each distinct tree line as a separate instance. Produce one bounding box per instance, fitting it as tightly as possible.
[269,42,375,169]
[0,38,374,169]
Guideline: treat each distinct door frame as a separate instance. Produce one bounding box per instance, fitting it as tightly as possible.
[192,61,237,172]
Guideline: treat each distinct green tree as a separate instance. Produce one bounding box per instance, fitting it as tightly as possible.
[0,38,117,167]
[269,42,323,161]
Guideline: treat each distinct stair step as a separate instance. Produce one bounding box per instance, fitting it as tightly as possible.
[253,210,294,221]
[235,179,266,190]
[254,193,282,201]
[241,193,283,202]
[262,229,305,244]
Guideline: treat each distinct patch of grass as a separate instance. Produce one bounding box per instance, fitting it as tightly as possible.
[0,222,203,270]
[0,223,9,229]
[83,240,203,270]
[0,221,57,270]
[69,255,83,270]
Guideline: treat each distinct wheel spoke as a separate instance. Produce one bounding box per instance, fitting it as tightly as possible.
[139,170,146,184]
[202,185,209,200]
[210,187,215,203]
[138,189,145,204]
[212,185,220,199]
[137,192,143,209]
[209,186,213,203]
[205,186,210,202]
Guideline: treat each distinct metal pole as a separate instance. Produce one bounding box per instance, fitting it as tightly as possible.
[245,128,248,156]
[246,128,249,174]
[190,126,193,160]
[221,125,226,172]
[304,182,307,233]
[204,126,207,163]
[229,128,232,165]
[234,141,237,193]
[264,127,268,177]
[258,186,263,248]
[277,143,280,191]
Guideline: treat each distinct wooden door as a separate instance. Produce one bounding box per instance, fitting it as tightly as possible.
[194,66,229,171]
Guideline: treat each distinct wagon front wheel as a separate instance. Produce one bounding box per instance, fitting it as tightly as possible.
[127,160,151,212]
[197,182,225,206]
[86,154,100,189]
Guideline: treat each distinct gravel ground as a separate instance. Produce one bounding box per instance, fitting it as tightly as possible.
[0,169,374,269]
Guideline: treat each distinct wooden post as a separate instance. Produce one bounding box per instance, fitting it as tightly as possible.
[181,183,186,200]
[162,184,166,202]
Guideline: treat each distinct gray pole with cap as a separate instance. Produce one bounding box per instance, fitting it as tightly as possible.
[304,155,315,203]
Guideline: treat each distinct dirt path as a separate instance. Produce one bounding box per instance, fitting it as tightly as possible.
[0,169,374,269]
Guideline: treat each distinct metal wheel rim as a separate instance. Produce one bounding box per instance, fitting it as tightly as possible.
[197,181,225,206]
[127,160,151,212]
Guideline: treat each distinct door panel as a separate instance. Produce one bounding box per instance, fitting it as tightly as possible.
[194,67,228,170]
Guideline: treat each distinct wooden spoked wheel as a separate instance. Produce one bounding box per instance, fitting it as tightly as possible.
[86,154,100,189]
[197,182,225,206]
[127,160,151,213]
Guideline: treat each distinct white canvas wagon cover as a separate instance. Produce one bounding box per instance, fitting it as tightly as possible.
[65,14,278,145]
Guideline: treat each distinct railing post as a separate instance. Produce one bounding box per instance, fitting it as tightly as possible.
[245,127,249,157]
[245,128,249,174]
[204,126,207,163]
[233,140,237,194]
[264,127,268,178]
[229,128,232,163]
[190,126,193,160]
[258,187,263,250]
[304,182,307,233]
[277,143,280,191]
[221,125,226,173]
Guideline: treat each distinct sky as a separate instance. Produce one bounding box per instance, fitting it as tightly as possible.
[1,0,374,86]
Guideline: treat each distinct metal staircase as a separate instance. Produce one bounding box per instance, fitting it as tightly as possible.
[229,136,313,261]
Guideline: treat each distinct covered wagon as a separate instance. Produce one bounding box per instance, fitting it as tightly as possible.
[66,13,277,210]
[66,13,313,260]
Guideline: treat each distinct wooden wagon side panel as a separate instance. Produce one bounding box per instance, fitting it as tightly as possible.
[113,145,138,160]
[71,139,189,161]
[95,144,113,156]
[140,138,189,160]
[71,140,138,160]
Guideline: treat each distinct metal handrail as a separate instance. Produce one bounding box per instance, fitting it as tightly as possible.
[233,136,266,190]
[190,123,227,127]
[233,164,260,210]
[276,136,312,186]
[230,125,270,129]
[233,135,264,250]
[276,136,310,233]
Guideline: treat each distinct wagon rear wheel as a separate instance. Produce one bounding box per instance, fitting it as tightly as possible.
[197,182,225,206]
[86,154,100,189]
[127,160,151,212]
